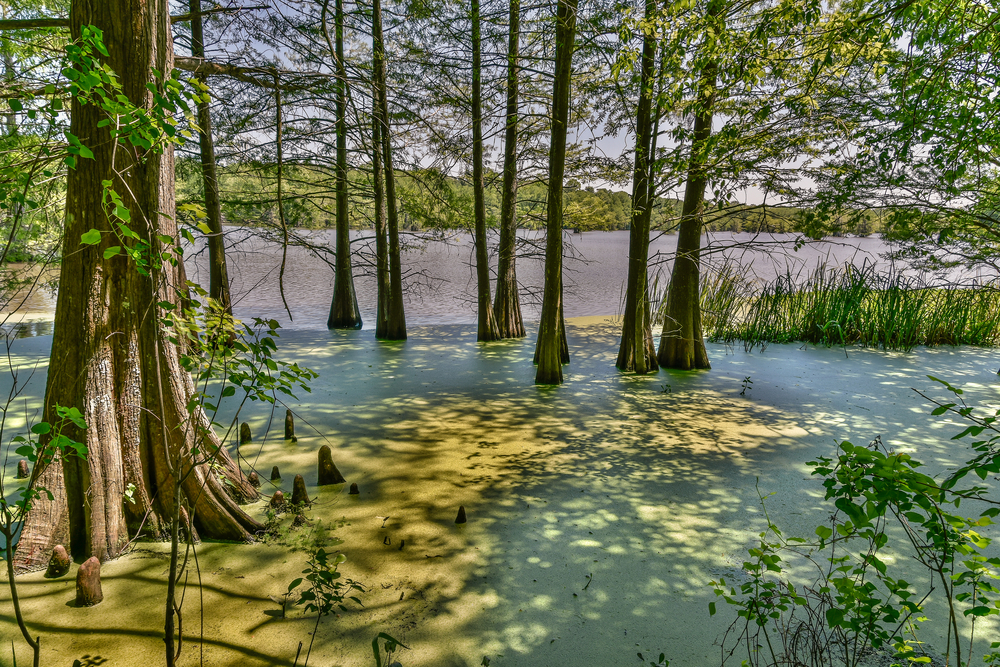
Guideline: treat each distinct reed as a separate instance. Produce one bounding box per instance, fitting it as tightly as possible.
[662,261,1000,352]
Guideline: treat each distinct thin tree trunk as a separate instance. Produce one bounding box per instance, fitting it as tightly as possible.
[656,0,722,371]
[372,101,390,338]
[324,0,362,329]
[189,0,232,316]
[534,0,578,385]
[16,0,258,571]
[638,55,665,367]
[472,0,500,342]
[493,0,525,339]
[2,42,14,136]
[617,0,658,374]
[373,0,406,340]
[274,80,293,321]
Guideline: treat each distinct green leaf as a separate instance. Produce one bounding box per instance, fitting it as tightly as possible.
[81,229,102,245]
[31,422,51,435]
[8,98,23,112]
[103,246,121,259]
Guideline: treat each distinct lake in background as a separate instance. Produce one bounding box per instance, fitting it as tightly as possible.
[3,229,991,334]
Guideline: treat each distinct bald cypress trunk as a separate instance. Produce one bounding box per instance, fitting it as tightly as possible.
[617,0,658,374]
[15,0,258,571]
[372,0,406,340]
[372,105,390,338]
[189,0,232,316]
[472,0,500,342]
[534,0,578,385]
[493,0,525,338]
[656,0,722,371]
[326,0,362,329]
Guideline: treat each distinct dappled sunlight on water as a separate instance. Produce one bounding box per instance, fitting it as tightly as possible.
[2,321,1000,665]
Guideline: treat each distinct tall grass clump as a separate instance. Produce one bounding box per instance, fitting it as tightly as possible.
[661,260,1000,352]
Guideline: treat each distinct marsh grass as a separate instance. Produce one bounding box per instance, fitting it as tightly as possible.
[661,261,1000,352]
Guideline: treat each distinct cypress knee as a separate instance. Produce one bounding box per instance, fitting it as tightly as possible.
[269,490,285,509]
[76,556,103,606]
[248,471,261,488]
[284,409,297,442]
[291,474,309,506]
[317,445,346,485]
[16,459,28,479]
[240,422,252,445]
[46,544,71,578]
[349,482,359,495]
[270,465,281,481]
[455,506,467,524]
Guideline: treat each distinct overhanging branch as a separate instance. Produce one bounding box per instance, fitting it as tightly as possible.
[0,5,268,30]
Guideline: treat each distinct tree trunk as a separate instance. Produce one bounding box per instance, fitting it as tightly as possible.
[472,0,500,342]
[534,0,578,385]
[373,0,406,340]
[15,0,258,571]
[326,0,362,329]
[372,100,390,338]
[617,0,658,374]
[189,0,232,316]
[656,0,722,371]
[493,0,525,339]
[2,42,13,136]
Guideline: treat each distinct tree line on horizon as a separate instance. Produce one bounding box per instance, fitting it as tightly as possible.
[174,159,884,235]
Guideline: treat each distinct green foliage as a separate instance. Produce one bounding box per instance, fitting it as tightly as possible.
[287,547,364,617]
[171,296,318,405]
[61,26,206,275]
[810,0,1000,273]
[64,26,202,154]
[697,261,1000,352]
[372,632,408,667]
[636,651,669,666]
[712,382,1000,666]
[1,404,88,558]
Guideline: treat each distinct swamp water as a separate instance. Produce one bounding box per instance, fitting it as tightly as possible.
[3,230,918,334]
[2,232,1000,666]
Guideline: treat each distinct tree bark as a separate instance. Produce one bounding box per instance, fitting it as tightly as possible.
[372,0,406,340]
[493,0,525,339]
[325,0,362,329]
[617,0,658,374]
[656,0,722,371]
[534,0,578,385]
[189,0,232,317]
[15,0,258,571]
[372,94,390,338]
[2,41,14,136]
[472,0,500,342]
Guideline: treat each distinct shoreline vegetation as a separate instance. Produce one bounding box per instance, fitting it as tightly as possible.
[694,261,1000,352]
[6,254,1000,353]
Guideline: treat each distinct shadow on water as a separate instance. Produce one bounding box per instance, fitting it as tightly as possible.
[2,321,1000,666]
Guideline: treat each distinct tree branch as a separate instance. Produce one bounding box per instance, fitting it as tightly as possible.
[0,5,268,30]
